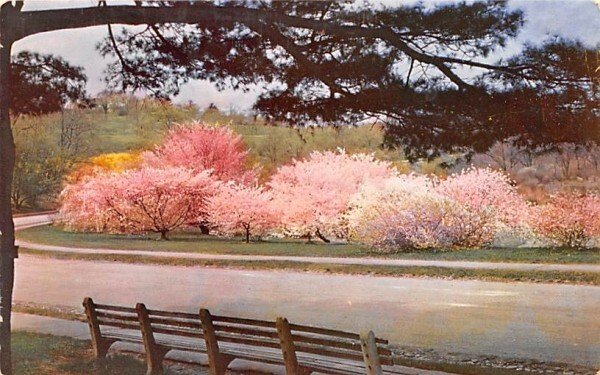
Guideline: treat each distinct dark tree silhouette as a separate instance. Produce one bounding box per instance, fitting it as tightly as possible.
[97,1,598,159]
[0,2,598,373]
[10,51,87,117]
[384,40,599,159]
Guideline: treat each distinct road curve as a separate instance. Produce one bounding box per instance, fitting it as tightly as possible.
[14,255,600,367]
[14,215,600,273]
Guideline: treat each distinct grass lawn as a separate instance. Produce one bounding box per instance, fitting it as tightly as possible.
[18,224,600,265]
[12,331,174,375]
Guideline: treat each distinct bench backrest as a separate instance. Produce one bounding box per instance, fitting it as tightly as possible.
[139,305,204,340]
[286,320,394,366]
[202,309,280,350]
[85,298,139,332]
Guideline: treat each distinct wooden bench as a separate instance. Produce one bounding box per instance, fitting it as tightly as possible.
[83,298,405,375]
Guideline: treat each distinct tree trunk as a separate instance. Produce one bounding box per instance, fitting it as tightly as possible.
[315,229,331,243]
[198,224,210,235]
[160,231,169,240]
[245,226,250,243]
[0,19,15,374]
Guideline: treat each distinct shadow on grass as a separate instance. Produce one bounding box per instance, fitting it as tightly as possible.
[12,331,179,375]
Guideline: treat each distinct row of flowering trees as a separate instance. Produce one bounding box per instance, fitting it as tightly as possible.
[59,122,600,249]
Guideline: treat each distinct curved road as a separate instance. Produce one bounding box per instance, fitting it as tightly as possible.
[12,215,600,367]
[14,214,600,273]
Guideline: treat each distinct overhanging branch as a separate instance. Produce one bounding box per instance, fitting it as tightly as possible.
[5,3,522,90]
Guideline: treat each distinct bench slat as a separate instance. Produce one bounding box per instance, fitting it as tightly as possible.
[300,351,394,368]
[147,309,199,320]
[149,316,202,329]
[215,333,281,350]
[97,311,138,322]
[95,304,136,313]
[212,323,278,339]
[292,333,393,357]
[292,334,362,352]
[220,346,284,367]
[152,326,204,339]
[154,337,206,352]
[290,323,388,344]
[294,343,366,363]
[211,315,276,328]
[98,319,140,330]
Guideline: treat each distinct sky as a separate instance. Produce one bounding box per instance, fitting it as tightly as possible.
[11,0,600,112]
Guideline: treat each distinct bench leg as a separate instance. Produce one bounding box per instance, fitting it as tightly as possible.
[145,345,170,375]
[92,338,116,359]
[212,353,235,375]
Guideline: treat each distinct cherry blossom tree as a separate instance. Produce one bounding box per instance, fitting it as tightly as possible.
[142,122,257,183]
[59,174,119,233]
[59,167,217,240]
[528,194,600,248]
[268,150,395,242]
[435,167,528,247]
[207,183,280,242]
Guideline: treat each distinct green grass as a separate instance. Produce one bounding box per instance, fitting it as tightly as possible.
[18,224,600,265]
[12,331,173,375]
[21,248,600,285]
[13,301,85,322]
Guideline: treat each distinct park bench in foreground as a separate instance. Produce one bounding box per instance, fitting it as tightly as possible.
[83,297,405,375]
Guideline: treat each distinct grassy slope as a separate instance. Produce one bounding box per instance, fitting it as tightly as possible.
[18,225,600,265]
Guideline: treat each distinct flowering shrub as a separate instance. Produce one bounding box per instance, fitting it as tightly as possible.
[59,167,217,239]
[207,183,280,242]
[67,152,141,183]
[435,168,528,247]
[346,168,528,251]
[345,175,463,249]
[268,150,395,241]
[528,194,600,248]
[142,122,257,183]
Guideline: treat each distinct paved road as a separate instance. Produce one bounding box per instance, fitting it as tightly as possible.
[14,215,600,273]
[13,255,600,367]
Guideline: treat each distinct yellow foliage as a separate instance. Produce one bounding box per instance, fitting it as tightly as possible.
[68,152,141,182]
[89,152,141,171]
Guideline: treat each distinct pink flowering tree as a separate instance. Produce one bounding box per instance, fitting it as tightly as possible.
[59,167,217,240]
[207,183,280,242]
[528,194,600,248]
[142,122,257,183]
[435,167,528,247]
[268,150,395,242]
[59,175,119,233]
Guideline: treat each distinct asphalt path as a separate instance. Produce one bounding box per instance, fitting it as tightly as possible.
[13,255,600,367]
[14,215,600,273]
